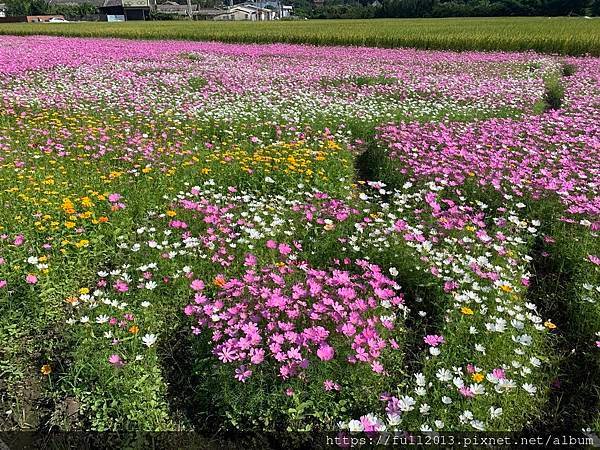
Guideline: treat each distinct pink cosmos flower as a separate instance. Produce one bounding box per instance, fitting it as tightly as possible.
[0,280,6,288]
[423,334,444,347]
[114,280,129,293]
[190,279,205,291]
[371,360,384,373]
[26,274,38,285]
[234,365,252,382]
[245,253,257,266]
[316,344,335,361]
[108,354,124,368]
[323,380,341,391]
[278,243,292,256]
[266,240,277,249]
[108,193,121,203]
[492,368,506,380]
[459,386,475,398]
[588,255,600,266]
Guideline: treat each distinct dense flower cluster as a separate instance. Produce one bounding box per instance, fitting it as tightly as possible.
[184,259,405,381]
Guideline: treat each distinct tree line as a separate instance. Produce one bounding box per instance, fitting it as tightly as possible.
[4,0,97,19]
[296,0,600,19]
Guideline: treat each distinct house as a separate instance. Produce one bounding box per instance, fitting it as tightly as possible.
[156,1,188,17]
[214,2,292,21]
[155,2,224,20]
[194,8,225,20]
[99,0,156,20]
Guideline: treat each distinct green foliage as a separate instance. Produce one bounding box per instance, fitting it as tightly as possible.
[542,74,565,111]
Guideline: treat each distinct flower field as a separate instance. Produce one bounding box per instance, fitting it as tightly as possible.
[0,35,598,440]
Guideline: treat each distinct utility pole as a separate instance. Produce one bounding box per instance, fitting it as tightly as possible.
[187,0,193,19]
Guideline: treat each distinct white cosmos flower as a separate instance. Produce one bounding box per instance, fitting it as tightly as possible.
[470,383,485,395]
[530,357,541,367]
[145,281,157,290]
[437,368,453,382]
[441,396,452,404]
[513,334,533,346]
[348,420,363,432]
[415,387,427,396]
[95,315,109,324]
[490,407,503,419]
[398,396,416,412]
[471,420,485,431]
[495,379,517,392]
[387,413,401,426]
[522,383,537,395]
[142,334,158,347]
[434,420,444,429]
[459,410,473,423]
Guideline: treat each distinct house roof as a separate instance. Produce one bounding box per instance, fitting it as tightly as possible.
[102,0,123,7]
[157,4,189,13]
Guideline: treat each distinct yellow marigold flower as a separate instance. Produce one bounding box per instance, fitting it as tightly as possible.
[166,210,177,217]
[75,240,89,248]
[129,325,139,334]
[500,285,513,293]
[65,296,78,305]
[40,364,52,376]
[79,287,89,295]
[142,167,152,174]
[461,306,474,315]
[472,373,484,383]
[65,221,76,229]
[544,320,557,330]
[213,275,226,288]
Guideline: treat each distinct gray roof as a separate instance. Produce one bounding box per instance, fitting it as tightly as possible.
[102,0,123,7]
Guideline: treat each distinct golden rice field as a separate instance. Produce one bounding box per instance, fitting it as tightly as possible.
[0,17,599,55]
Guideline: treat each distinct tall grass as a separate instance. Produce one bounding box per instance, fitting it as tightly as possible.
[0,17,598,55]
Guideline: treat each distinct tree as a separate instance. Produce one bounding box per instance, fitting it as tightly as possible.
[5,0,50,16]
